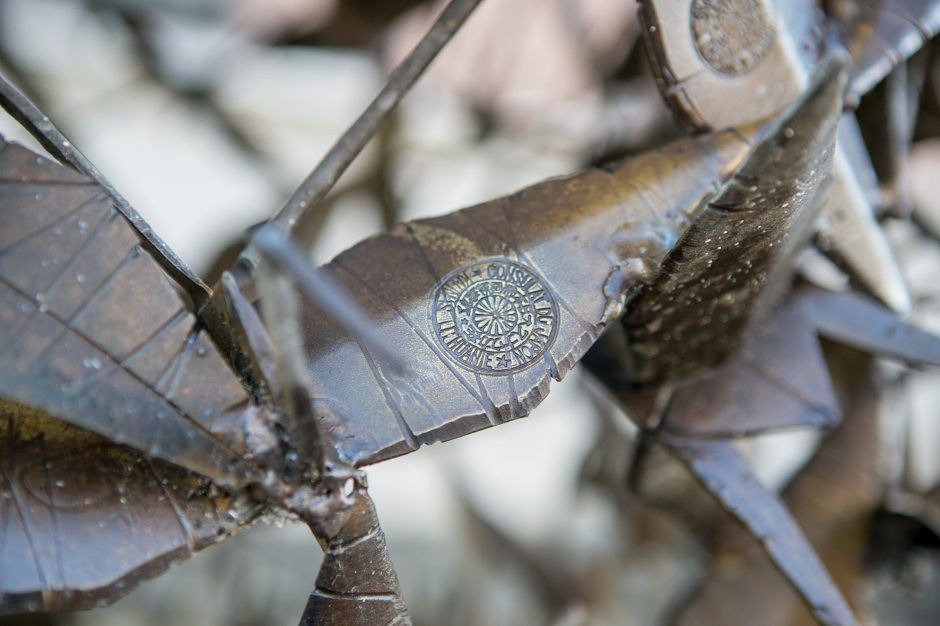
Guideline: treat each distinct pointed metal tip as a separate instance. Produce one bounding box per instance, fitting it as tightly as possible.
[789,48,850,126]
[810,290,940,367]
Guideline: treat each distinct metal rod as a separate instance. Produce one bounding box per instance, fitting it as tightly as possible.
[0,71,211,306]
[236,0,484,277]
[253,225,407,374]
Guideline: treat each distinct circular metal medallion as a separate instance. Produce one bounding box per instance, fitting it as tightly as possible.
[431,259,559,374]
[690,0,776,76]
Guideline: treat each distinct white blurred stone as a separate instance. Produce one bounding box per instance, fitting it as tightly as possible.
[211,45,381,186]
[1,0,139,107]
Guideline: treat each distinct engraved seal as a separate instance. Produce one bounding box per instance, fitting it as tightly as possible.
[690,0,776,76]
[431,259,558,374]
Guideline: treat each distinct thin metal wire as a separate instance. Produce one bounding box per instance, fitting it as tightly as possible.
[0,72,211,305]
[236,0,484,278]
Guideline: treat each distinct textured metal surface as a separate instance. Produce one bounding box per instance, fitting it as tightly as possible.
[0,136,262,488]
[621,54,844,384]
[677,382,882,626]
[299,127,756,467]
[809,288,940,365]
[0,135,276,611]
[2,3,939,622]
[584,57,870,626]
[0,410,258,612]
[429,258,559,375]
[0,95,758,621]
[658,297,841,436]
[691,0,778,76]
[639,0,819,131]
[0,71,213,308]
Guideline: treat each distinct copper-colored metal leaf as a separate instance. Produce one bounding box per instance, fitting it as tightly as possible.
[0,136,261,487]
[0,411,258,613]
[620,53,846,384]
[298,126,758,467]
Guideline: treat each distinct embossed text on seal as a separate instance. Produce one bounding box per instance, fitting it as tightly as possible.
[431,259,559,374]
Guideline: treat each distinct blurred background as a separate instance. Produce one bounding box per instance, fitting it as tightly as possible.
[3,0,940,624]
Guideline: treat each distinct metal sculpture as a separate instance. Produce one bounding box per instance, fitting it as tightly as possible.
[1,1,940,624]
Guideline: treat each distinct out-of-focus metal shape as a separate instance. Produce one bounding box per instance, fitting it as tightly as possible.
[640,0,913,313]
[0,412,259,613]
